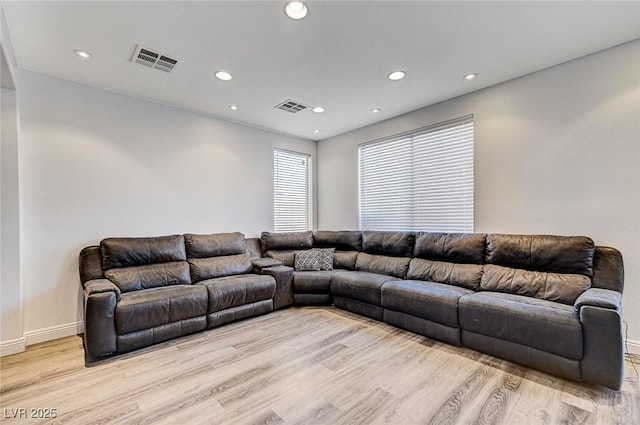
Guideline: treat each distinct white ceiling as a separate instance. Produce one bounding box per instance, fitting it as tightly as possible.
[3,1,640,140]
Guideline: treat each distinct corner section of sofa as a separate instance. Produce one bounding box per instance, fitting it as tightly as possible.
[260,230,336,306]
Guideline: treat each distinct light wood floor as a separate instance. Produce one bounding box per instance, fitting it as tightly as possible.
[1,307,639,425]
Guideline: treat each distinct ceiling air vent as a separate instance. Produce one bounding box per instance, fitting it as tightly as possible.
[275,99,309,114]
[131,45,178,73]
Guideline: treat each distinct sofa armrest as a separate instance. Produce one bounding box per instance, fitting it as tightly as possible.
[252,257,283,272]
[574,288,621,311]
[84,278,121,301]
[83,279,119,362]
[259,265,293,310]
[575,288,624,389]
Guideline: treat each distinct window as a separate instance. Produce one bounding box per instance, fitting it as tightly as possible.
[274,148,312,232]
[359,115,474,232]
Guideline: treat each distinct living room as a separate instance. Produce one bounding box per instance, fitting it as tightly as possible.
[1,1,639,424]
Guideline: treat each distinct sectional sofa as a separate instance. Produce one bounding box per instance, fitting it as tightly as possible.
[79,230,625,389]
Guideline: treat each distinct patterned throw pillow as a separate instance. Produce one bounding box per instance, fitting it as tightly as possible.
[294,248,335,271]
[315,248,335,271]
[295,250,321,271]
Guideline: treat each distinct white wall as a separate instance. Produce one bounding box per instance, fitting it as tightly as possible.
[318,40,640,344]
[1,2,23,356]
[4,31,639,355]
[14,69,315,344]
[1,87,21,351]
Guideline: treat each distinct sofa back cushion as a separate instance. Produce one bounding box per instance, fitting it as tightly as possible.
[407,258,483,290]
[261,231,313,253]
[188,255,252,282]
[265,250,298,267]
[481,264,591,304]
[362,231,414,257]
[105,261,191,293]
[334,251,358,270]
[245,238,262,260]
[485,234,595,277]
[184,232,245,258]
[414,232,486,264]
[183,232,254,282]
[101,235,186,270]
[355,252,410,278]
[313,231,362,251]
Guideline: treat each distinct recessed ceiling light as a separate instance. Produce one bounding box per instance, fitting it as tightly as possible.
[285,1,308,20]
[73,49,92,59]
[371,108,382,113]
[388,70,406,81]
[314,129,321,134]
[229,105,238,111]
[215,71,233,81]
[464,73,477,80]
[312,106,325,113]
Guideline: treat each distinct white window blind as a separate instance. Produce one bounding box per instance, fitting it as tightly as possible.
[359,115,474,232]
[274,149,311,232]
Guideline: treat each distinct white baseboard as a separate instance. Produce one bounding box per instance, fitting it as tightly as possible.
[3,321,640,357]
[1,321,84,357]
[24,321,84,346]
[0,336,26,357]
[626,338,640,355]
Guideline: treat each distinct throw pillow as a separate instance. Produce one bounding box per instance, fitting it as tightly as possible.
[314,248,335,271]
[295,250,321,271]
[294,248,336,271]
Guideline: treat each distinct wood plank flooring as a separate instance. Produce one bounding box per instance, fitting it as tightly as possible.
[1,307,638,425]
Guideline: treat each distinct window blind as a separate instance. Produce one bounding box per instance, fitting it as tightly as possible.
[359,115,474,232]
[274,149,311,232]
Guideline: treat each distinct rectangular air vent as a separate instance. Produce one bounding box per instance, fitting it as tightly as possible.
[275,99,309,113]
[131,45,178,73]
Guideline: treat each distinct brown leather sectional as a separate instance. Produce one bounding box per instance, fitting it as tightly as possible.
[79,230,625,389]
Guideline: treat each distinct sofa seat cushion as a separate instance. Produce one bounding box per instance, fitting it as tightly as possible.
[199,274,276,313]
[115,285,208,335]
[331,271,399,306]
[459,292,582,359]
[382,280,474,327]
[293,270,340,293]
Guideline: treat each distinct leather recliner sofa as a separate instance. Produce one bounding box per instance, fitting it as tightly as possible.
[79,232,289,362]
[80,229,625,390]
[259,230,625,390]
